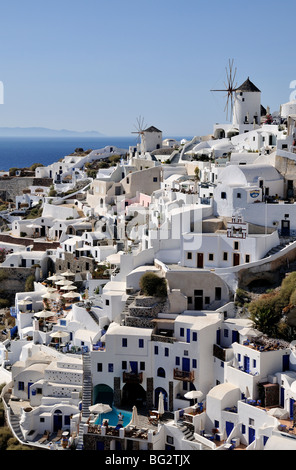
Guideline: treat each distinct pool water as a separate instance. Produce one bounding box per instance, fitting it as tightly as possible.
[95,407,132,427]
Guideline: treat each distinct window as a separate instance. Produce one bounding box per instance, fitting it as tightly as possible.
[18,382,24,391]
[154,345,158,355]
[224,329,228,337]
[238,353,241,362]
[180,328,184,337]
[192,359,197,368]
[245,254,250,263]
[157,367,166,378]
[122,338,127,347]
[167,436,174,445]
[140,362,145,370]
[220,361,224,368]
[205,296,210,304]
[237,192,241,198]
[223,252,228,261]
[192,332,197,341]
[165,348,169,357]
[249,418,254,426]
[105,299,110,306]
[153,177,158,182]
[234,241,239,250]
[208,253,214,261]
[253,359,256,368]
[108,363,113,372]
[215,287,222,301]
[139,339,144,348]
[187,252,192,260]
[221,192,227,199]
[176,357,180,366]
[242,424,246,434]
[122,361,127,369]
[188,296,192,304]
[97,363,102,372]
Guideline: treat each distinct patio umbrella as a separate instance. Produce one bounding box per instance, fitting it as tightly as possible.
[89,403,112,415]
[239,327,263,338]
[267,407,289,419]
[158,392,165,416]
[55,279,74,286]
[41,292,60,300]
[34,310,54,319]
[47,274,64,281]
[62,291,80,299]
[60,285,77,291]
[130,406,139,427]
[61,270,75,277]
[17,299,32,306]
[49,330,69,347]
[184,390,203,403]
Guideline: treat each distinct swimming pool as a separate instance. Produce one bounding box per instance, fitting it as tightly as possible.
[95,407,133,427]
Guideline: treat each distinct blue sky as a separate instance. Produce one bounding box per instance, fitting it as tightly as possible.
[0,0,295,137]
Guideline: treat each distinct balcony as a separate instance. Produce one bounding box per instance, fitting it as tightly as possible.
[123,371,143,384]
[173,368,195,382]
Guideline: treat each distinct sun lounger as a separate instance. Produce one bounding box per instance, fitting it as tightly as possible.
[52,429,62,443]
[39,430,50,444]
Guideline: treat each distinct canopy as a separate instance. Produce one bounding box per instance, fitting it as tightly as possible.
[60,285,77,291]
[267,407,289,419]
[184,390,203,401]
[158,392,164,416]
[239,327,263,338]
[55,279,74,286]
[89,403,112,415]
[130,405,139,427]
[49,330,69,339]
[47,274,64,281]
[34,310,54,319]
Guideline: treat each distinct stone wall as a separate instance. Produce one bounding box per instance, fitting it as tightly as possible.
[0,266,35,301]
[55,252,96,275]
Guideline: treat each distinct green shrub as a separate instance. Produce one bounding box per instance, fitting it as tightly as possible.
[139,272,167,298]
[25,274,35,292]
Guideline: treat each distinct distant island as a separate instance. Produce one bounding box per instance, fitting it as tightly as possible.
[0,127,105,137]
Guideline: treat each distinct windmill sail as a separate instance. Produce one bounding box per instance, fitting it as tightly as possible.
[211,59,237,121]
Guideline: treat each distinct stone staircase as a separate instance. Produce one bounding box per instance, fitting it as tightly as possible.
[9,409,26,444]
[76,351,92,450]
[263,238,294,258]
[121,293,137,325]
[177,420,195,442]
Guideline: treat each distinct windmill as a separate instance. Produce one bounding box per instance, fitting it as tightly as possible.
[211,59,237,121]
[131,115,146,144]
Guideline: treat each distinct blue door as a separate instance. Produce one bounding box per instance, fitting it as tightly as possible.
[216,329,221,345]
[280,387,285,407]
[226,421,234,437]
[290,398,295,419]
[186,329,190,343]
[283,354,289,372]
[129,361,138,373]
[248,427,255,444]
[27,382,33,399]
[182,358,190,372]
[232,330,239,343]
[244,356,250,373]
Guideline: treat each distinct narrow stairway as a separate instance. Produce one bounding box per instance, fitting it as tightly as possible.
[76,351,92,450]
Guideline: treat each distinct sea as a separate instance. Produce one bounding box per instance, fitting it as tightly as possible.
[0,136,192,171]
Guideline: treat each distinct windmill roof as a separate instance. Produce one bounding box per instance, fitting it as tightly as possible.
[144,126,162,133]
[236,77,261,93]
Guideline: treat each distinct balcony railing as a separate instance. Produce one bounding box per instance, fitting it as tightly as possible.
[173,369,195,382]
[123,371,143,384]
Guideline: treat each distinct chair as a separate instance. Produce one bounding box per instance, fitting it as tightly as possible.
[52,429,62,443]
[38,430,50,444]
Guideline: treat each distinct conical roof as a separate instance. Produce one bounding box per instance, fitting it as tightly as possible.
[236,77,260,93]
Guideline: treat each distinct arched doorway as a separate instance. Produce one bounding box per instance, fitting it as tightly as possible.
[121,383,146,408]
[93,384,114,406]
[53,409,63,432]
[155,387,168,411]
